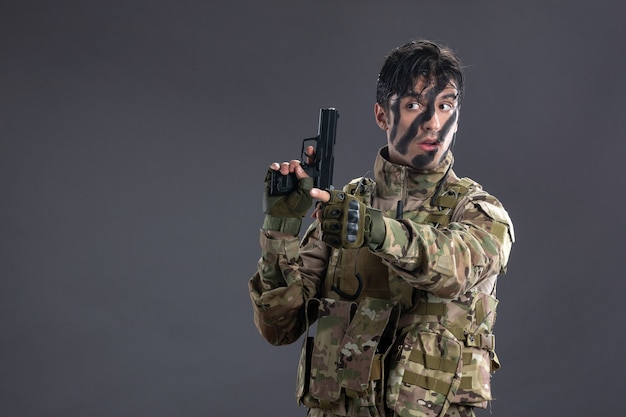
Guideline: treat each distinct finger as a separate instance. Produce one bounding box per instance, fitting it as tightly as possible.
[305,145,316,165]
[310,187,331,203]
[269,162,280,171]
[294,164,309,179]
[288,159,302,173]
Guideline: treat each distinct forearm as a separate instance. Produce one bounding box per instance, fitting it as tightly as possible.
[375,219,498,297]
[249,226,329,345]
[249,272,308,345]
[373,200,513,299]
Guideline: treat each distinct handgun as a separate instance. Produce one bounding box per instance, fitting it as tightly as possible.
[268,108,339,195]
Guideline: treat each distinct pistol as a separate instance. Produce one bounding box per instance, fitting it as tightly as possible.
[269,108,339,196]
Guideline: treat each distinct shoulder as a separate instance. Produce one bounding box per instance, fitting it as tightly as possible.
[450,176,515,244]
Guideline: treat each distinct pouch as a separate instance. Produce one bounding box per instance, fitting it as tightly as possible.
[451,291,500,408]
[386,322,462,417]
[452,346,497,408]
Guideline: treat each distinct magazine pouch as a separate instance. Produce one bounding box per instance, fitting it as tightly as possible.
[296,297,398,411]
[296,297,356,407]
[337,298,398,394]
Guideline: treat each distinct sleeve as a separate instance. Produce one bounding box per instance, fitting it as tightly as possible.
[373,192,515,299]
[248,223,330,345]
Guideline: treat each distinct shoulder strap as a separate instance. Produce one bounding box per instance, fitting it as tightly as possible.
[425,177,479,227]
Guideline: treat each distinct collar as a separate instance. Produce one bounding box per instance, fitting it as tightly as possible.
[372,146,455,211]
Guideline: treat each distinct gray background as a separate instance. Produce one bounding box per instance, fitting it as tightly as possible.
[2,1,625,416]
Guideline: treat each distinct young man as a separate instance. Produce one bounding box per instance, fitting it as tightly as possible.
[249,40,515,417]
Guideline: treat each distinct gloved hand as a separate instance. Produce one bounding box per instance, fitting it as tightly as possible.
[318,190,386,249]
[262,168,314,235]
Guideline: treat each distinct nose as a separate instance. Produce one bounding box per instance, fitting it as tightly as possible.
[422,109,441,131]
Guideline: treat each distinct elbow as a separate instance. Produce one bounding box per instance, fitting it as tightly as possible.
[428,277,466,299]
[254,312,303,346]
[423,255,469,299]
[259,329,290,346]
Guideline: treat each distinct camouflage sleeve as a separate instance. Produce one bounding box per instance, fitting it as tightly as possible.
[248,223,329,346]
[374,193,515,299]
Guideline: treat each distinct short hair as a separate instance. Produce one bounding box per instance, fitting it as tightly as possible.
[376,40,464,108]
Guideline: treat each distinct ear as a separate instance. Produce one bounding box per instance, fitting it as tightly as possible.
[374,103,388,131]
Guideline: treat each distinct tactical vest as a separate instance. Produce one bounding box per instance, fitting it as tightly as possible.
[296,177,501,416]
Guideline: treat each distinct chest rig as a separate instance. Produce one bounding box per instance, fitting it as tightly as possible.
[297,175,496,413]
[324,175,480,307]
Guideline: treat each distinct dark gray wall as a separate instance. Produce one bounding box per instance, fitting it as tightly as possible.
[2,1,624,416]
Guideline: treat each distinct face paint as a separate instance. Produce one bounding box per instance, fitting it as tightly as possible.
[410,109,458,168]
[393,87,438,155]
[387,98,401,151]
[384,78,459,170]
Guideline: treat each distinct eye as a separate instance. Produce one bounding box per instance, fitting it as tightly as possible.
[407,102,423,110]
[440,103,455,112]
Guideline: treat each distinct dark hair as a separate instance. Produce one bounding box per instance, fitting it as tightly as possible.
[376,40,464,108]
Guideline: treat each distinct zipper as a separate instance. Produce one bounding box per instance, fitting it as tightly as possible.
[396,166,408,219]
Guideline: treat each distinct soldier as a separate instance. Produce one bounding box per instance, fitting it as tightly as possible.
[249,40,515,417]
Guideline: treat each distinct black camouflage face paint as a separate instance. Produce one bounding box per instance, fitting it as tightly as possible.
[388,98,401,148]
[393,87,437,155]
[388,82,458,169]
[411,109,457,168]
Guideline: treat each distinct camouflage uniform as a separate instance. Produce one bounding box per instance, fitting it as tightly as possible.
[249,148,514,417]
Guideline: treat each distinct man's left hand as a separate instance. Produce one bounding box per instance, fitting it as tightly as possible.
[312,188,386,249]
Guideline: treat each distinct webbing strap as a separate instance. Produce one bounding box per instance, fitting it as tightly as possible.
[460,376,473,390]
[426,177,477,227]
[449,328,496,351]
[414,302,447,316]
[424,212,451,227]
[409,349,458,374]
[465,333,495,350]
[398,316,495,351]
[369,354,383,381]
[437,194,460,208]
[318,399,333,410]
[403,370,452,395]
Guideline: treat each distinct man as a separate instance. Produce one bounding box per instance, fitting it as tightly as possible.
[249,40,515,417]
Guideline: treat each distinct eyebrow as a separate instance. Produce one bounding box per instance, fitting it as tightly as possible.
[404,91,459,101]
[440,92,459,101]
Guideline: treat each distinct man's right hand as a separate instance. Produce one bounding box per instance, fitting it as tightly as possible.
[262,158,314,235]
[263,159,314,219]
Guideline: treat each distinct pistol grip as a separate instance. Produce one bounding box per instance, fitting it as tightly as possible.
[268,170,298,196]
[268,165,317,196]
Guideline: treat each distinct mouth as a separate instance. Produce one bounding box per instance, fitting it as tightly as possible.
[417,137,440,152]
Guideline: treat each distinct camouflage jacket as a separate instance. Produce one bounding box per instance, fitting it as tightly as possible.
[249,147,515,415]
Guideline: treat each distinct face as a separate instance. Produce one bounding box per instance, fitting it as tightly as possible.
[375,76,460,170]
